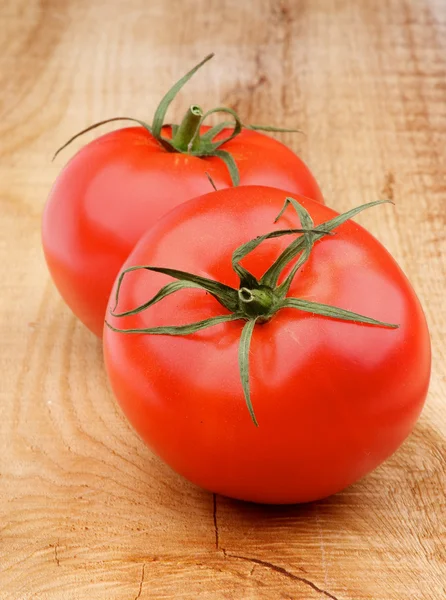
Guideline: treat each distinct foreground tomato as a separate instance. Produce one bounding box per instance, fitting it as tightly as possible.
[103,186,431,504]
[42,55,322,337]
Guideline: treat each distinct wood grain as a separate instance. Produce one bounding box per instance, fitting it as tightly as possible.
[1,0,445,598]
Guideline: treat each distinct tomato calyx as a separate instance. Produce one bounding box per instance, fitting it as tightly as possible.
[237,286,279,321]
[106,198,399,426]
[53,54,301,186]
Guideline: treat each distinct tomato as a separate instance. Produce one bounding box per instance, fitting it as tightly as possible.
[42,126,322,337]
[42,54,323,337]
[103,186,431,504]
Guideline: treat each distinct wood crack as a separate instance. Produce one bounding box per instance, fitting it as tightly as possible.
[53,540,60,567]
[225,552,340,600]
[134,563,145,600]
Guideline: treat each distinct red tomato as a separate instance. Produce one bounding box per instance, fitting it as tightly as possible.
[42,126,323,337]
[103,186,431,504]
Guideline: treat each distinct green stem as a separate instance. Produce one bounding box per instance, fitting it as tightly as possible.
[238,287,276,319]
[172,105,203,152]
[53,54,305,187]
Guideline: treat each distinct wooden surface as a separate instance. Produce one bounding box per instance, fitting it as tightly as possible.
[1,0,445,598]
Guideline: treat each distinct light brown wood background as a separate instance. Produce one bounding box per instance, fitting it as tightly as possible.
[1,0,445,598]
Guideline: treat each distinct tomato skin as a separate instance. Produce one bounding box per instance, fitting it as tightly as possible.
[42,126,322,336]
[102,186,431,504]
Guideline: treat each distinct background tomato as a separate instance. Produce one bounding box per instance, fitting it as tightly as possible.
[42,125,323,337]
[103,186,431,504]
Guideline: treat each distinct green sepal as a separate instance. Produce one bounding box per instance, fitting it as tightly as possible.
[211,149,240,186]
[262,199,392,288]
[151,54,214,139]
[112,265,239,314]
[279,297,398,328]
[246,124,304,134]
[197,107,243,150]
[274,196,314,229]
[231,227,321,289]
[276,243,313,297]
[53,117,152,161]
[105,313,241,336]
[111,279,206,318]
[315,200,393,233]
[200,121,234,143]
[238,318,259,426]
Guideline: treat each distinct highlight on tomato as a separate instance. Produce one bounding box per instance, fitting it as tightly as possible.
[42,54,323,337]
[103,186,431,504]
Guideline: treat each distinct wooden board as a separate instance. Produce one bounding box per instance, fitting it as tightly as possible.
[0,0,445,598]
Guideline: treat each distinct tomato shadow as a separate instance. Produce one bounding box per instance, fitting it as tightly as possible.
[213,418,446,547]
[214,484,355,532]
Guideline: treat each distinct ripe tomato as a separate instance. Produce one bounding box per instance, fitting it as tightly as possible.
[42,54,323,337]
[103,186,431,504]
[42,126,322,337]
